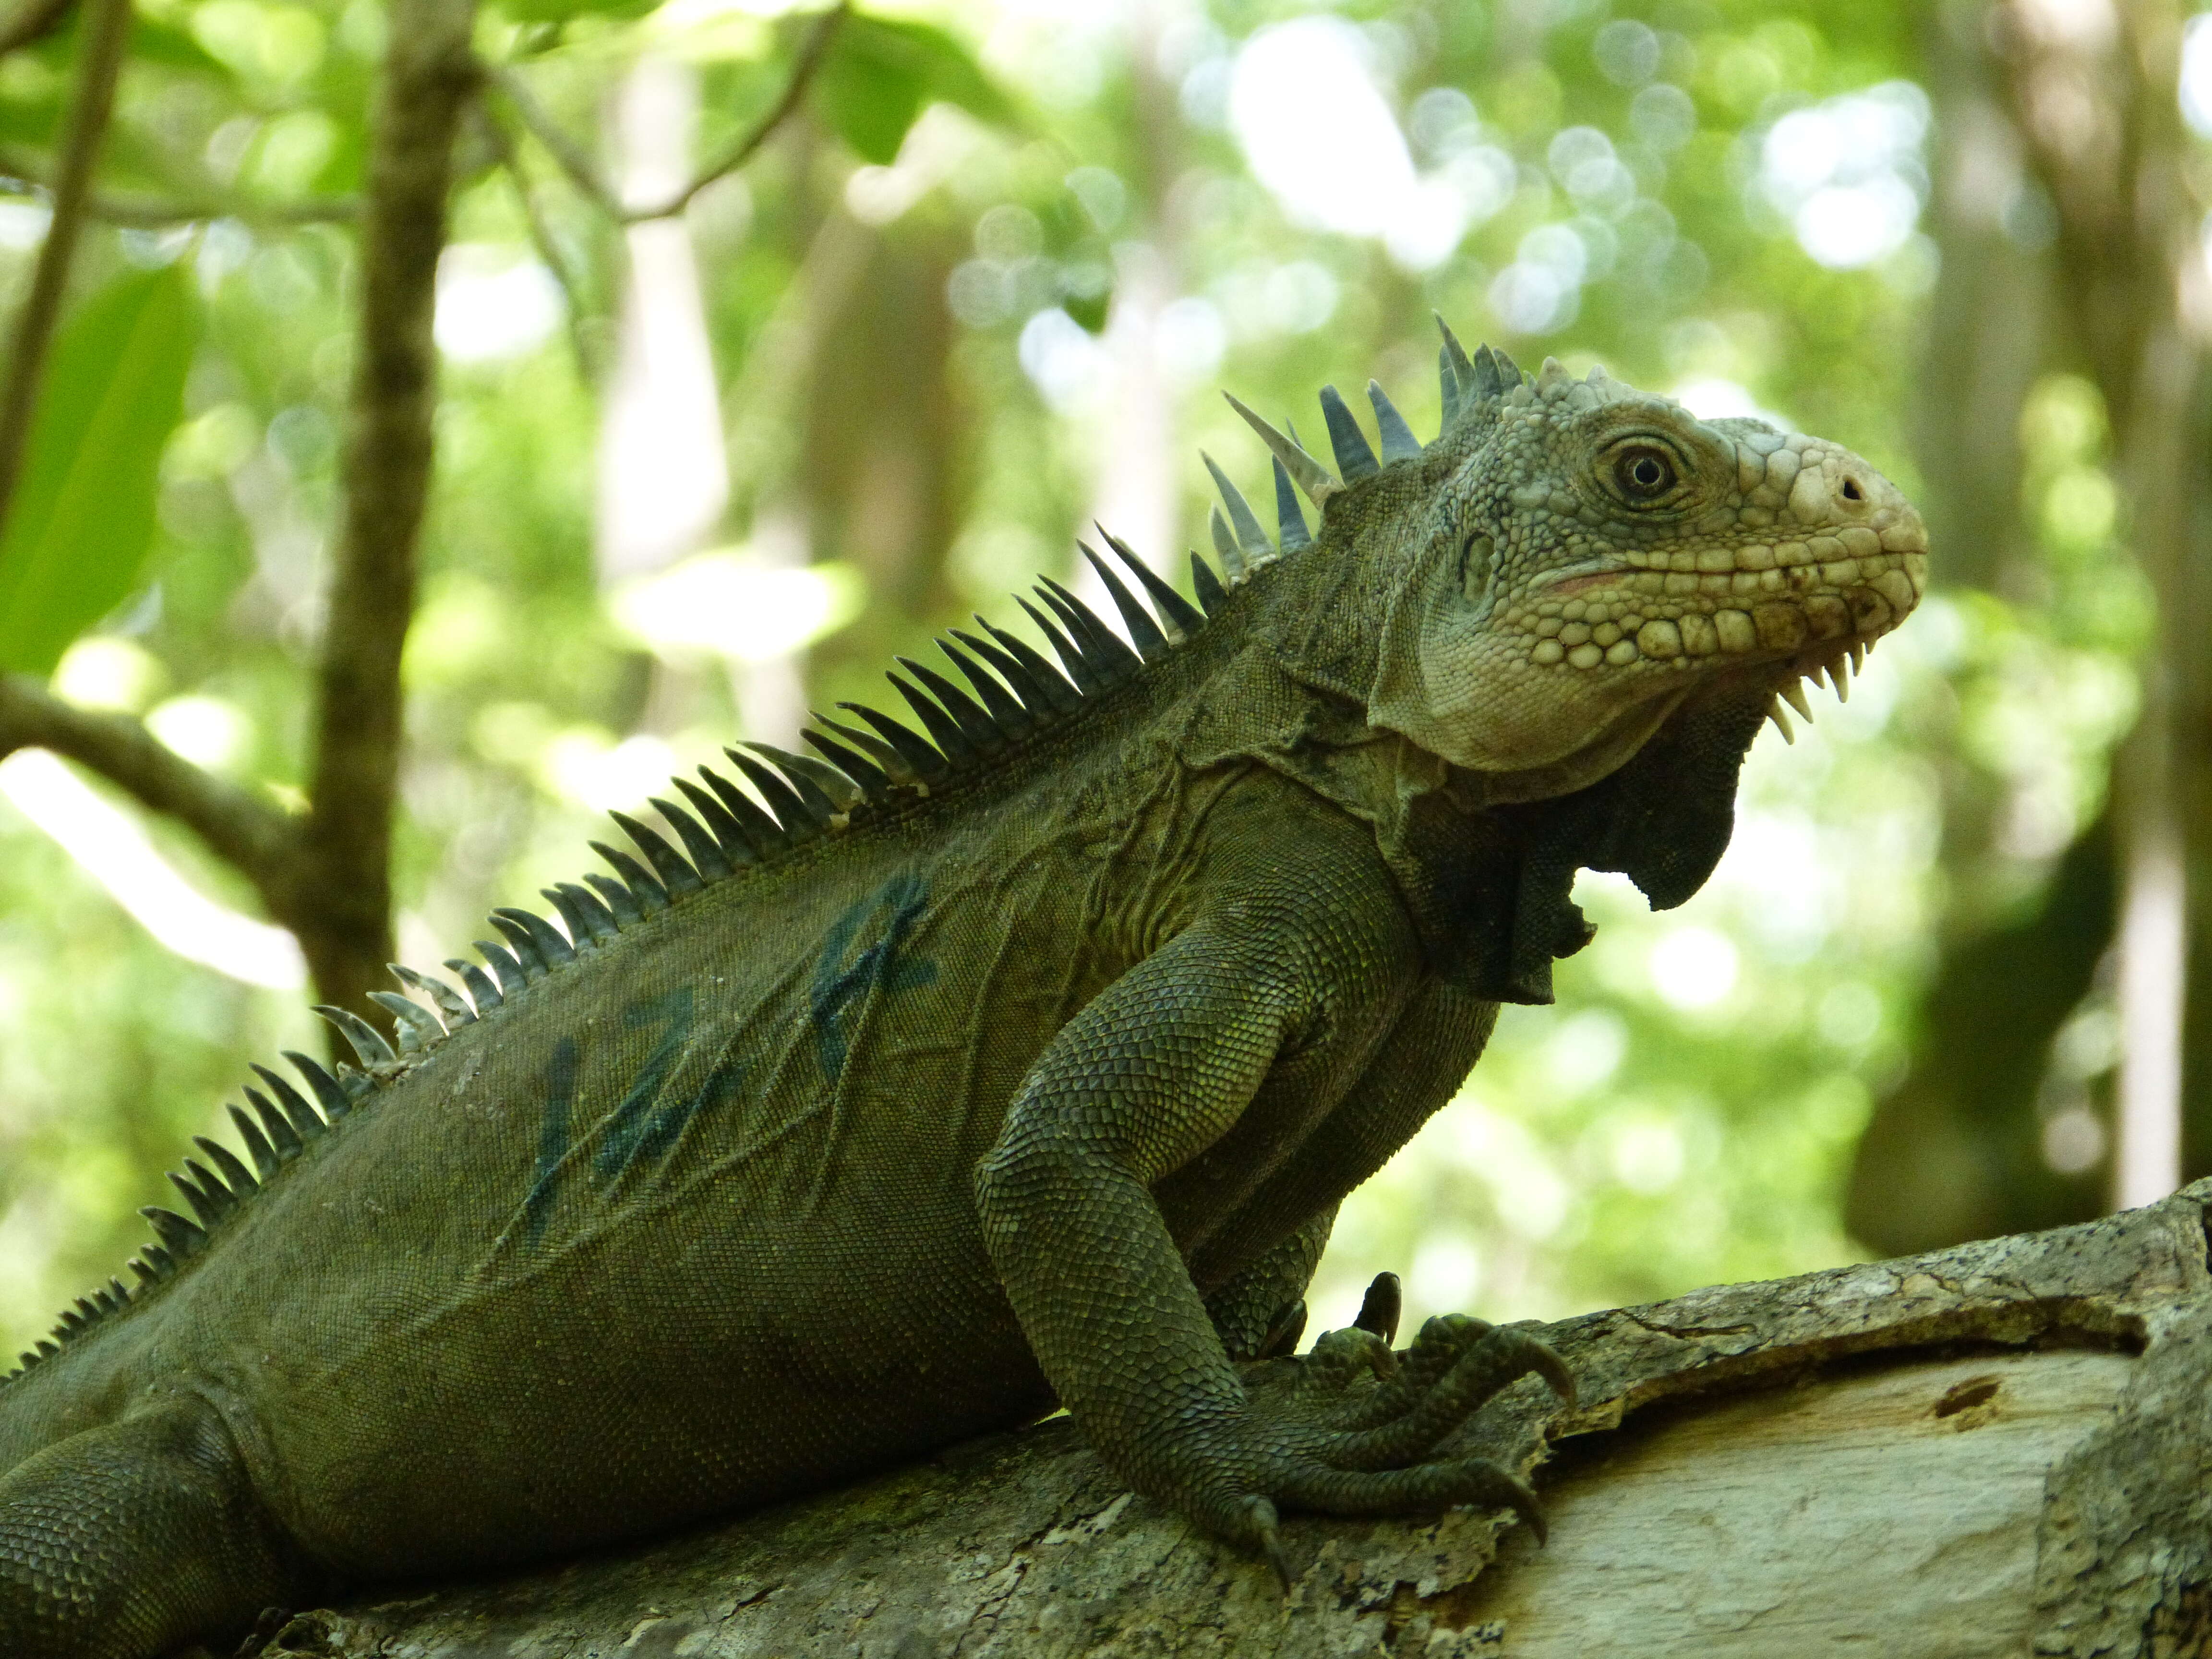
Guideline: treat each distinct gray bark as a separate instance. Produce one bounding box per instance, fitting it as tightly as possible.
[241,1182,2212,1658]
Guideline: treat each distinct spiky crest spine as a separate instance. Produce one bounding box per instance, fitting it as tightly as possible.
[2,320,1522,1386]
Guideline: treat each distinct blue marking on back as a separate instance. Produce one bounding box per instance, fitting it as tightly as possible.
[519,992,753,1241]
[522,1036,581,1243]
[595,988,696,1181]
[810,872,937,1086]
[632,1051,746,1167]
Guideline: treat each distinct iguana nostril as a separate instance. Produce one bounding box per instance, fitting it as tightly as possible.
[1840,477,1863,502]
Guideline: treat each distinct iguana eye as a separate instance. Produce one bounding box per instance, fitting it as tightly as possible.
[1613,445,1677,500]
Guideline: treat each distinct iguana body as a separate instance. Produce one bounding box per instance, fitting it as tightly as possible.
[0,332,1924,1656]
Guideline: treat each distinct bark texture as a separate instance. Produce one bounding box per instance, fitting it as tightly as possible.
[226,1181,2212,1659]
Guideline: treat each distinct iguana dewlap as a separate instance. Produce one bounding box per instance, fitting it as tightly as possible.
[0,327,1923,1657]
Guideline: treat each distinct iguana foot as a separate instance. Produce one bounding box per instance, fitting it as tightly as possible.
[1204,1278,1573,1563]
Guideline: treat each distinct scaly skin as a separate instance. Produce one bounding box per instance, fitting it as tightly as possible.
[0,332,1923,1656]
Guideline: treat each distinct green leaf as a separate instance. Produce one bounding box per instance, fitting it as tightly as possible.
[815,12,1019,166]
[0,264,202,677]
[1063,288,1111,334]
[125,14,237,79]
[27,9,235,82]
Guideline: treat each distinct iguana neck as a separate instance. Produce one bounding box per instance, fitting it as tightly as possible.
[1178,540,1763,1004]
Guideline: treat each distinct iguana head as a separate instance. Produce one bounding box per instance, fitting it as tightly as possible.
[1227,323,1927,804]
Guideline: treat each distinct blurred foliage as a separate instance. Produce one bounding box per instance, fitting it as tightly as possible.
[816,13,1021,163]
[0,0,2175,1358]
[0,263,200,674]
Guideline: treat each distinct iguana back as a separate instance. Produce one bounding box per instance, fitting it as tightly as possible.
[0,582,1265,1572]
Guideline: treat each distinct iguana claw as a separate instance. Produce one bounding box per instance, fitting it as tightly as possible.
[1351,1270,1402,1346]
[1492,1469,1549,1546]
[1249,1494,1293,1591]
[1522,1328,1577,1411]
[1258,1297,1309,1359]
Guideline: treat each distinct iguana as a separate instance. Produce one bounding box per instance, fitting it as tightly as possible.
[0,324,1924,1658]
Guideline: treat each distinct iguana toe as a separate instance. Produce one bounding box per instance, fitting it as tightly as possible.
[1316,1323,1568,1470]
[1270,1455,1545,1540]
[1305,1323,1398,1387]
[1308,1310,1492,1431]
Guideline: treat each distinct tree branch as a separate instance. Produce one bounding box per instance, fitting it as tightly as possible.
[0,0,73,60]
[638,1,844,221]
[475,104,600,382]
[0,168,362,228]
[492,3,846,225]
[88,192,359,228]
[259,1183,2212,1656]
[298,0,481,1021]
[0,0,128,529]
[488,64,613,212]
[0,674,301,914]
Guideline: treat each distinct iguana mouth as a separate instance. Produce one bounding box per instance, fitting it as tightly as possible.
[1505,518,1926,743]
[1531,561,1630,597]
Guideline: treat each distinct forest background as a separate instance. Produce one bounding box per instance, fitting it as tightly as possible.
[0,0,2204,1366]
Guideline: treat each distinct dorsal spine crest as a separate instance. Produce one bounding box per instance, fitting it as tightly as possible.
[5,320,1530,1391]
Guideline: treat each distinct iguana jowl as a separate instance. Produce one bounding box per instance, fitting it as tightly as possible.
[0,324,1925,1657]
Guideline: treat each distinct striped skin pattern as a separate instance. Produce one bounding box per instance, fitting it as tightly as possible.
[0,323,1922,1655]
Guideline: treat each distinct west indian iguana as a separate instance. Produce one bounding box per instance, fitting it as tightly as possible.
[0,323,1925,1658]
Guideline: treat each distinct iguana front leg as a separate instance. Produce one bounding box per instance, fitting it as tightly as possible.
[0,1397,301,1658]
[1194,975,1504,1365]
[974,923,1570,1568]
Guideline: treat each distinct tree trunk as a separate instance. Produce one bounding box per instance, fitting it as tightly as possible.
[1995,0,2209,1207]
[296,0,480,1022]
[230,1182,2212,1658]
